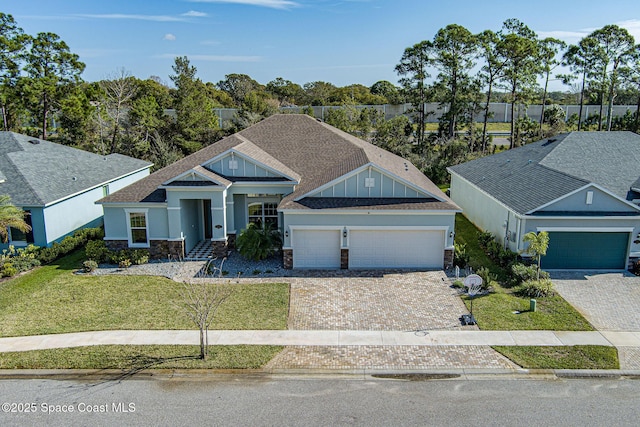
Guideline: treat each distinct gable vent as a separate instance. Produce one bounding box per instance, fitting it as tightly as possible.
[28,139,40,145]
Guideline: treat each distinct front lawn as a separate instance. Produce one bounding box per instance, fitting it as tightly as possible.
[0,345,283,369]
[455,214,593,331]
[0,250,289,337]
[493,346,619,370]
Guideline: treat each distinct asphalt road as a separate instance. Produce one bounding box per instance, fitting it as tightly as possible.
[1,375,639,426]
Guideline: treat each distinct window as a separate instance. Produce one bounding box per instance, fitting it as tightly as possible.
[248,202,278,228]
[127,211,149,246]
[9,210,34,244]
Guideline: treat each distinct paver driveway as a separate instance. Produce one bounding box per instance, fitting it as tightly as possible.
[551,271,640,332]
[287,271,475,331]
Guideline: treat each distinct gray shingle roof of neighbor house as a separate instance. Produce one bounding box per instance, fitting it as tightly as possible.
[0,132,152,207]
[99,114,460,212]
[448,131,640,214]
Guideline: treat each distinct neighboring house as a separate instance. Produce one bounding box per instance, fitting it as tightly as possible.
[448,131,640,270]
[0,132,152,249]
[98,114,460,269]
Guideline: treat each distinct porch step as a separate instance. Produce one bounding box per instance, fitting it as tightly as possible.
[185,240,213,261]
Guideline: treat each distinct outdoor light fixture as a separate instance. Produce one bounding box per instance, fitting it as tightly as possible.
[343,227,348,238]
[449,231,454,239]
[284,230,289,238]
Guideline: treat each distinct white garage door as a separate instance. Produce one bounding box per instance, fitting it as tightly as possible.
[349,229,444,269]
[292,229,341,269]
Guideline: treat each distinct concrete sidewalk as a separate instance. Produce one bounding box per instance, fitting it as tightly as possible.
[1,329,640,353]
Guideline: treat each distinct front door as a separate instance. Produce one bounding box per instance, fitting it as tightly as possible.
[203,199,212,239]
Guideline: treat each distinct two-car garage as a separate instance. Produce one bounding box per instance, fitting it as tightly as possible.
[291,228,446,269]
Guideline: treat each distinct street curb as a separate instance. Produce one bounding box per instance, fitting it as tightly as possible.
[1,368,640,381]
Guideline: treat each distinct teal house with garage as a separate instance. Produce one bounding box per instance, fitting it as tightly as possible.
[98,114,460,269]
[0,132,152,249]
[448,132,640,270]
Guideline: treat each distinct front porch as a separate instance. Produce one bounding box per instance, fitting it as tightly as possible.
[184,239,233,261]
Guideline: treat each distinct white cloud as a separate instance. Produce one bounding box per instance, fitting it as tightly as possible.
[155,53,261,62]
[75,14,185,22]
[538,19,640,44]
[182,10,208,17]
[187,0,299,10]
[164,33,177,41]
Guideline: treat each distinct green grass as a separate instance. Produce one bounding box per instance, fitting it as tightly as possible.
[0,250,290,337]
[0,345,283,369]
[455,214,593,331]
[493,346,619,370]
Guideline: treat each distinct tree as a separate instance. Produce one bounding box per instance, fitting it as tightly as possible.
[477,30,506,152]
[619,45,640,132]
[523,231,549,280]
[0,195,30,243]
[302,81,337,106]
[0,13,28,130]
[99,68,137,154]
[170,56,219,151]
[432,24,478,138]
[589,25,636,131]
[496,19,540,148]
[561,37,603,130]
[370,80,403,104]
[177,281,232,360]
[217,73,262,105]
[22,32,85,140]
[538,38,566,133]
[395,40,433,146]
[266,77,303,105]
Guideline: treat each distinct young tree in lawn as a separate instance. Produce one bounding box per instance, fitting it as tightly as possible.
[23,32,85,140]
[395,40,433,146]
[0,13,29,131]
[0,195,30,243]
[432,24,478,139]
[560,37,603,130]
[177,281,233,360]
[477,30,506,153]
[538,38,567,133]
[523,231,550,280]
[589,25,636,131]
[496,19,541,149]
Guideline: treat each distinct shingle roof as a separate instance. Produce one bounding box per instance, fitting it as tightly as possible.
[100,114,459,212]
[449,131,640,214]
[0,132,152,206]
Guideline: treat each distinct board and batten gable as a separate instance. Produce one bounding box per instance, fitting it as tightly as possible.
[205,151,285,179]
[306,165,427,199]
[533,185,640,214]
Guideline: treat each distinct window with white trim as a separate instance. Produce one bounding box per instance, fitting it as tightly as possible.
[248,202,278,228]
[127,211,149,246]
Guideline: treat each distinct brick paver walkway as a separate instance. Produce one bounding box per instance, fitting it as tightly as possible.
[287,271,476,331]
[552,271,640,332]
[264,345,519,370]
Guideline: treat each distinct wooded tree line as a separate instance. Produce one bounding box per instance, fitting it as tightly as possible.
[1,12,639,181]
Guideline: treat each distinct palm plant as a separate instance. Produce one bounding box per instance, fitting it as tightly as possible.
[0,195,30,243]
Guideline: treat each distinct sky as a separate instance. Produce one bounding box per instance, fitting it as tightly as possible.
[5,0,640,91]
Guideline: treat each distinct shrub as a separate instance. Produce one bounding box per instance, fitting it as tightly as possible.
[1,262,17,278]
[476,266,497,290]
[518,279,554,298]
[511,263,549,285]
[36,227,105,264]
[37,245,60,264]
[477,230,494,249]
[453,243,470,268]
[129,249,149,265]
[236,223,282,261]
[452,280,465,289]
[85,240,111,263]
[82,260,98,272]
[118,258,132,269]
[9,256,40,273]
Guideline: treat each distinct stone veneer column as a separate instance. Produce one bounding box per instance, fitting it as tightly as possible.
[444,248,454,269]
[283,249,293,269]
[211,240,229,258]
[340,249,349,269]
